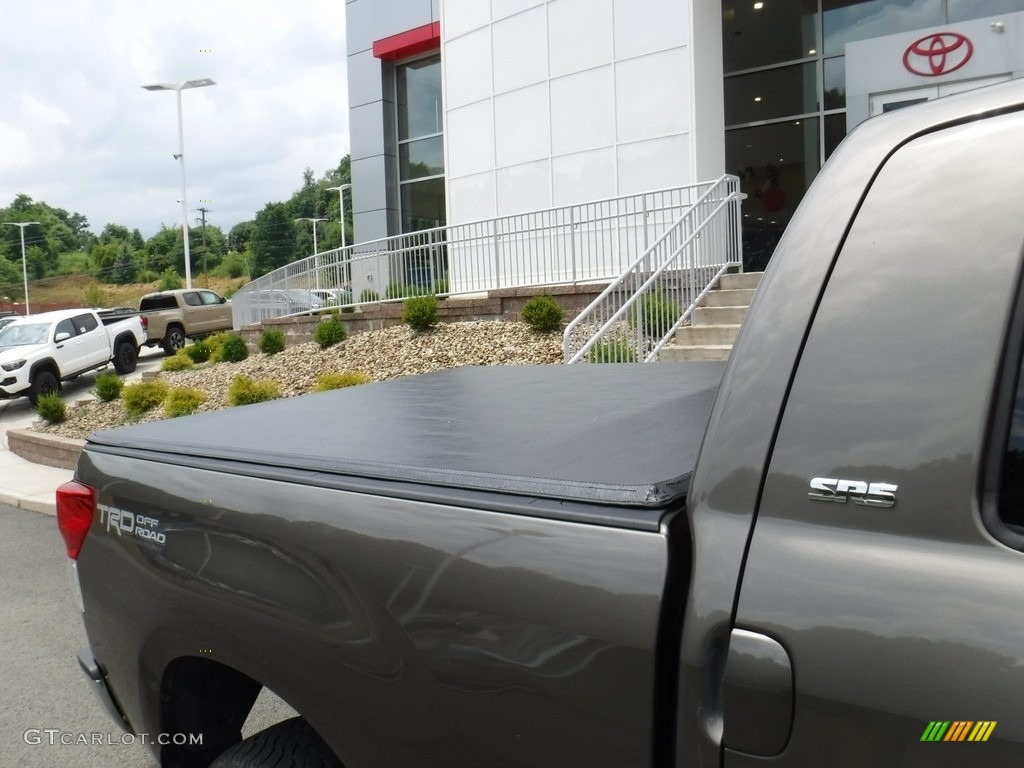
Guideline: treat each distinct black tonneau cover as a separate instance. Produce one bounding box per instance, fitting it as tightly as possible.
[88,363,724,508]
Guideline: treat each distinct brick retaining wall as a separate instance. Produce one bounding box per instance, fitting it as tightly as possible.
[8,428,84,470]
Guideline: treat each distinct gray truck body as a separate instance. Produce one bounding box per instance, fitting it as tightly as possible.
[63,79,1024,767]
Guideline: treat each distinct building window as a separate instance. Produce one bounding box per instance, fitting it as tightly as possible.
[396,54,445,233]
[722,0,1023,267]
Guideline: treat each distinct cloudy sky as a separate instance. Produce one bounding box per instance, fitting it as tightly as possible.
[0,1,349,238]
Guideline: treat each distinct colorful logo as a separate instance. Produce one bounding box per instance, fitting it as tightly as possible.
[903,33,973,77]
[921,721,996,742]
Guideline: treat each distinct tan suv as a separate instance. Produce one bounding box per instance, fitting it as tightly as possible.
[139,289,233,355]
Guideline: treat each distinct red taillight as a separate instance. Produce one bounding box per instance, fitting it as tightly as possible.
[57,480,96,560]
[140,315,148,330]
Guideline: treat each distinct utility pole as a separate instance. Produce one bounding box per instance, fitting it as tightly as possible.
[196,206,210,286]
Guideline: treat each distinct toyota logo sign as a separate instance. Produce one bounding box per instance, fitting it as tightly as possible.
[903,33,973,76]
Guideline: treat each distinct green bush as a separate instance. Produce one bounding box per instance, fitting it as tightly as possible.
[163,387,207,418]
[588,339,638,363]
[183,340,212,364]
[521,294,564,333]
[314,316,347,349]
[402,295,438,332]
[122,380,169,415]
[312,371,372,392]
[92,372,124,402]
[157,268,183,292]
[258,329,286,355]
[35,392,67,424]
[161,351,194,372]
[218,334,249,363]
[433,278,450,296]
[137,269,160,283]
[384,282,407,300]
[629,290,680,338]
[228,375,281,406]
[204,332,228,363]
[359,288,380,303]
[83,284,107,308]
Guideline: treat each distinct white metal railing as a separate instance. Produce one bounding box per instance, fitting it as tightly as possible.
[562,175,743,364]
[230,181,726,329]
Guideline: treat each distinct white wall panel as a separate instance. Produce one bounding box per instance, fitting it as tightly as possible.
[492,6,548,93]
[496,159,552,215]
[448,171,497,222]
[550,66,615,155]
[442,0,491,39]
[612,0,687,60]
[548,0,614,78]
[491,0,545,21]
[444,28,494,108]
[617,135,690,195]
[494,83,551,166]
[615,47,689,144]
[552,147,616,205]
[446,99,496,177]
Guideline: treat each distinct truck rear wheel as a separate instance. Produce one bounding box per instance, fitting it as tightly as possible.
[113,341,138,374]
[163,326,186,356]
[28,369,59,406]
[210,718,341,767]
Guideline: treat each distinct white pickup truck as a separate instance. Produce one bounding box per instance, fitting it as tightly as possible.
[0,308,146,404]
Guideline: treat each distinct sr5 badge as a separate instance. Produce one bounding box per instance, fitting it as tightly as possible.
[809,477,898,508]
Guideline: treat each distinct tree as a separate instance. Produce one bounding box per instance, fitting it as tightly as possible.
[111,244,136,284]
[229,221,254,253]
[250,202,294,276]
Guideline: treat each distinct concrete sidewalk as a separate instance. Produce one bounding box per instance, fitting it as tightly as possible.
[0,448,71,515]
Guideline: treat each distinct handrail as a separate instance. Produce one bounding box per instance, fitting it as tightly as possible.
[562,175,744,364]
[230,180,723,329]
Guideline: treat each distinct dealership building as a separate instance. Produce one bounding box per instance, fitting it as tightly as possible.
[345,1,1024,271]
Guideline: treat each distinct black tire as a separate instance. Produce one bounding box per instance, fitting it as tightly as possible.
[28,369,59,406]
[163,326,186,356]
[210,718,341,768]
[113,341,138,374]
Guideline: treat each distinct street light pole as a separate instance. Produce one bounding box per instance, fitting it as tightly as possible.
[3,222,40,315]
[142,78,216,290]
[296,217,329,291]
[325,184,352,294]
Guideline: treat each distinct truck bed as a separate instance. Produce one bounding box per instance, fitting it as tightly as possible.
[86,362,723,516]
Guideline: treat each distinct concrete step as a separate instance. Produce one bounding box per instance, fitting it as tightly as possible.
[695,305,748,326]
[719,272,763,291]
[703,288,756,308]
[660,344,733,362]
[674,324,740,346]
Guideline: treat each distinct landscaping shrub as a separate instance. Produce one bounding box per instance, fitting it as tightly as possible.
[433,278,450,296]
[164,387,207,418]
[158,268,183,291]
[314,316,347,349]
[204,332,229,363]
[629,290,680,338]
[122,380,169,416]
[384,282,407,300]
[183,339,212,364]
[312,371,371,392]
[521,294,563,333]
[35,392,66,424]
[161,351,193,372]
[218,334,249,363]
[228,375,281,406]
[92,372,124,402]
[588,338,638,363]
[359,288,379,303]
[402,295,438,332]
[258,329,286,355]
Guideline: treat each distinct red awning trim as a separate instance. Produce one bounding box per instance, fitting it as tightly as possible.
[373,22,441,61]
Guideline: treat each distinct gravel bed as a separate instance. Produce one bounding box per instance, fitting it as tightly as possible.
[36,321,564,441]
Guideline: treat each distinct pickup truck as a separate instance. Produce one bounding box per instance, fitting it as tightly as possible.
[139,288,233,355]
[55,80,1024,767]
[0,308,144,403]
